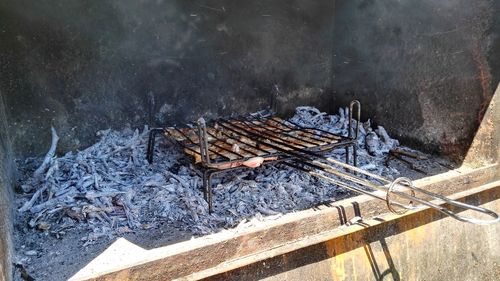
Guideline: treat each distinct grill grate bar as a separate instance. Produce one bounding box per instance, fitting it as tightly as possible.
[216,118,323,158]
[279,118,344,141]
[204,129,260,157]
[262,118,334,144]
[240,117,326,147]
[206,128,275,156]
[171,127,233,161]
[235,118,317,150]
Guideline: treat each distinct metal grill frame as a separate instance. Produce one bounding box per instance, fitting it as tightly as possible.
[147,101,361,212]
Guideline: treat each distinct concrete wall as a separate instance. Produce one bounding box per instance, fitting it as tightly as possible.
[0,0,499,161]
[0,92,13,281]
[208,185,500,281]
[463,83,500,168]
[332,0,499,160]
[0,0,335,156]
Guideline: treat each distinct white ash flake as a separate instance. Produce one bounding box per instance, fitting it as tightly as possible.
[16,106,402,239]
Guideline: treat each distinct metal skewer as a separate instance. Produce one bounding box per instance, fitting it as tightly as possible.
[217,118,499,225]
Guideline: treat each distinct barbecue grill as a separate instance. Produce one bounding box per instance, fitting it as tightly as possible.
[147,101,361,212]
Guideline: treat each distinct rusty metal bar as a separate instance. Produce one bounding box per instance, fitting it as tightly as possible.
[242,118,325,146]
[264,118,334,144]
[280,118,344,141]
[204,129,260,157]
[172,127,230,161]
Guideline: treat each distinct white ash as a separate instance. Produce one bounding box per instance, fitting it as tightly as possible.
[16,106,403,240]
[290,106,399,156]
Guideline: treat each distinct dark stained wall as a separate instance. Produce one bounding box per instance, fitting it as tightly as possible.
[0,0,335,156]
[0,92,13,281]
[0,0,499,161]
[332,0,499,159]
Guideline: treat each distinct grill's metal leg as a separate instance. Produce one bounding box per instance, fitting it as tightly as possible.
[203,170,214,213]
[353,145,358,167]
[345,146,350,165]
[147,128,163,164]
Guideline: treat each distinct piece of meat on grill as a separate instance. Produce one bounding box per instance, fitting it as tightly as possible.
[210,156,278,170]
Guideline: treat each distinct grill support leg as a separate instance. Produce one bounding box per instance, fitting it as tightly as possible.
[353,145,357,167]
[344,145,357,167]
[203,170,214,213]
[345,146,350,165]
[147,128,164,164]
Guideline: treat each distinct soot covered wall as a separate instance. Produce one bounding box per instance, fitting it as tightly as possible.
[1,0,499,161]
[0,92,13,281]
[332,0,500,159]
[0,0,335,156]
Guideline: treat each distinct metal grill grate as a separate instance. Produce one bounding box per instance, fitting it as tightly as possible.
[147,101,361,211]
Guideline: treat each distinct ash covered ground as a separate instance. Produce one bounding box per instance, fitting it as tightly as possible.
[12,106,454,281]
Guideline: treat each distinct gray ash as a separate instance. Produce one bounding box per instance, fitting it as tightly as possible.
[14,106,449,241]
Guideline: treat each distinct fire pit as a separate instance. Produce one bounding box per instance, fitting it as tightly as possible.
[1,2,499,280]
[8,102,500,281]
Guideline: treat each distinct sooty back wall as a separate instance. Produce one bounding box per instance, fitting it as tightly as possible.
[332,0,500,158]
[0,0,334,156]
[1,0,499,161]
[0,92,13,281]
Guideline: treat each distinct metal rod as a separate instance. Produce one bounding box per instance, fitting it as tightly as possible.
[236,118,316,149]
[325,157,390,184]
[265,118,336,144]
[248,116,330,145]
[280,118,343,141]
[211,127,275,155]
[272,118,343,142]
[348,100,361,140]
[218,118,499,224]
[146,128,165,164]
[244,118,324,146]
[172,127,230,161]
[218,119,322,157]
[204,129,260,157]
[197,118,211,164]
[292,159,499,225]
[219,118,356,160]
[284,162,409,210]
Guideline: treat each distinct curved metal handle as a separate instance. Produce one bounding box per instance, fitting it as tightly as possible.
[387,177,500,225]
[317,158,499,225]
